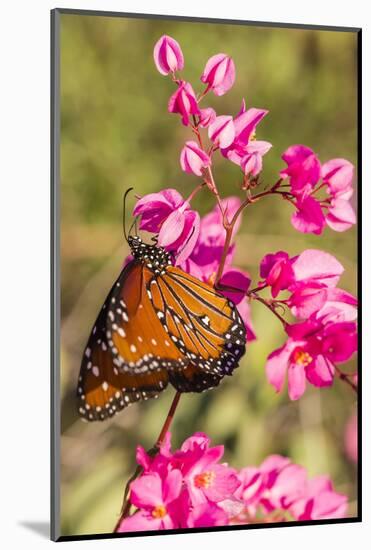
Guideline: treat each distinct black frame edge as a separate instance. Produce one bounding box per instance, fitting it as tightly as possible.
[54,7,361,33]
[57,516,361,542]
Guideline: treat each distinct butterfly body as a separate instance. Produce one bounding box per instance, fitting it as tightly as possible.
[78,236,246,421]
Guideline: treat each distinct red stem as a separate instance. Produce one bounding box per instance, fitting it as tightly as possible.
[155,391,182,448]
[250,293,288,328]
[186,182,206,204]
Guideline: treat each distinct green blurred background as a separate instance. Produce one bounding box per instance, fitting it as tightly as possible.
[59,13,358,536]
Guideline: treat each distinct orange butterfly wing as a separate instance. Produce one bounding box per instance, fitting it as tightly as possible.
[142,265,246,391]
[78,261,187,421]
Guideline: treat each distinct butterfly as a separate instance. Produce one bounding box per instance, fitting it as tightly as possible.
[77,235,246,421]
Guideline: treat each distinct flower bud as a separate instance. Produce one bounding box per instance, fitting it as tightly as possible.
[168,81,200,126]
[199,107,217,128]
[153,35,184,75]
[180,141,211,176]
[201,53,235,96]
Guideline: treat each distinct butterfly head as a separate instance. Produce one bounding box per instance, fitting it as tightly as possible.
[128,235,173,275]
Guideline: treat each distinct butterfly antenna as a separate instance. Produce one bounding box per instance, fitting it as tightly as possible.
[122,187,134,243]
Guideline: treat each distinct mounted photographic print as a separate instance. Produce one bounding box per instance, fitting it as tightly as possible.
[51,8,361,542]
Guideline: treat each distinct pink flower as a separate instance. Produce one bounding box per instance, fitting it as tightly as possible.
[325,197,356,232]
[258,249,356,324]
[345,412,358,464]
[286,249,356,320]
[290,476,348,521]
[260,462,308,512]
[180,140,211,176]
[117,469,183,532]
[133,189,200,264]
[322,158,354,200]
[286,249,345,318]
[168,81,200,126]
[280,148,356,234]
[153,35,184,75]
[201,53,235,96]
[233,105,268,150]
[291,195,326,235]
[222,104,269,164]
[208,115,236,149]
[265,318,357,400]
[240,140,272,177]
[260,251,295,298]
[172,433,240,506]
[280,145,321,198]
[288,283,329,319]
[199,107,216,128]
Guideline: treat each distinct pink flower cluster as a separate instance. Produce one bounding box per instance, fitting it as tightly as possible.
[127,35,358,401]
[281,146,356,235]
[151,35,356,239]
[154,35,271,182]
[261,249,357,400]
[117,432,348,532]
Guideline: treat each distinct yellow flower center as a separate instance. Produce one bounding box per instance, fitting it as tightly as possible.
[194,471,216,489]
[293,348,312,367]
[151,505,167,519]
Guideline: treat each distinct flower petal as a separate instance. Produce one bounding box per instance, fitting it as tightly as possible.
[291,249,344,287]
[162,469,183,503]
[117,510,163,532]
[158,208,186,247]
[130,473,163,510]
[287,362,306,400]
[265,341,294,393]
[175,211,200,264]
